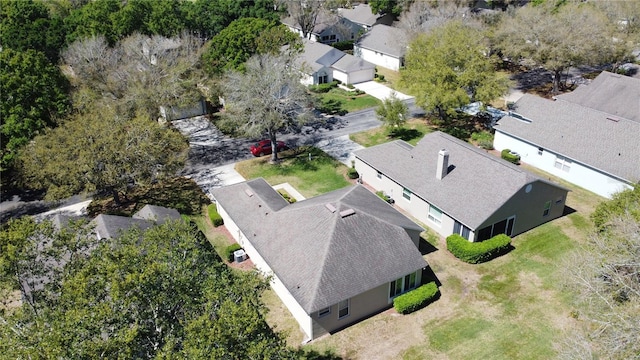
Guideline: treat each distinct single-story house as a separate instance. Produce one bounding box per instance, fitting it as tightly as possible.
[94,204,182,240]
[211,179,428,341]
[338,3,394,31]
[354,131,569,242]
[493,73,640,198]
[354,24,407,71]
[297,39,375,85]
[282,12,361,44]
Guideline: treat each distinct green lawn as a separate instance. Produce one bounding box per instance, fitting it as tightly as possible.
[315,87,381,114]
[349,118,434,147]
[234,146,352,198]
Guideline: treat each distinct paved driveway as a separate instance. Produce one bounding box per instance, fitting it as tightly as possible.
[353,81,413,101]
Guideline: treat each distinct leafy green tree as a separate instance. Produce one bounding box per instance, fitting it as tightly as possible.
[110,0,152,38]
[0,49,70,173]
[497,2,615,94]
[376,92,409,132]
[63,0,120,44]
[202,17,299,74]
[144,0,185,37]
[0,219,296,358]
[402,20,509,120]
[369,0,403,17]
[19,110,187,204]
[221,53,313,162]
[0,0,66,62]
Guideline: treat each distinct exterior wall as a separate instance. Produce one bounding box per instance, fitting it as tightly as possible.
[215,202,314,340]
[332,68,373,84]
[475,179,568,237]
[354,46,401,71]
[310,282,389,338]
[160,99,207,121]
[354,158,461,240]
[494,131,631,199]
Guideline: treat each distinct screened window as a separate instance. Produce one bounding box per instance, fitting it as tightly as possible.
[543,201,551,217]
[428,205,442,225]
[389,272,418,299]
[318,307,331,318]
[402,188,411,200]
[338,299,349,319]
[454,221,471,240]
[554,156,571,172]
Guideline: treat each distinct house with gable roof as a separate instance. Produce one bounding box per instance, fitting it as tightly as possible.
[354,24,407,71]
[211,179,428,341]
[282,11,361,44]
[338,3,394,31]
[297,39,375,85]
[354,131,569,242]
[94,204,181,240]
[493,71,640,199]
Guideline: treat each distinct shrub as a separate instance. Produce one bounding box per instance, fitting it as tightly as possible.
[309,81,339,93]
[331,40,354,51]
[347,167,359,179]
[278,189,297,203]
[378,74,385,81]
[471,131,494,150]
[224,243,243,262]
[346,83,355,89]
[500,149,520,164]
[394,282,440,314]
[208,204,224,227]
[446,233,512,264]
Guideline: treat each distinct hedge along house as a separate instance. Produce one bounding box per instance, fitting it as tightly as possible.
[354,131,569,242]
[211,179,427,342]
[493,72,640,199]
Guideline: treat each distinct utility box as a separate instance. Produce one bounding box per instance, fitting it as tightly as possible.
[234,249,246,263]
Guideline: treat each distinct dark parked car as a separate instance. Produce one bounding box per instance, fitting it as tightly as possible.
[250,140,287,157]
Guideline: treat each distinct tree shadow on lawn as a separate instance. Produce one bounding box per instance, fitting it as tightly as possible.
[389,128,422,142]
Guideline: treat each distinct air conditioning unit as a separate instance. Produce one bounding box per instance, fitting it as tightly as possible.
[234,249,247,263]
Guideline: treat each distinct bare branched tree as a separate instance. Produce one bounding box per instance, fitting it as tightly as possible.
[221,53,313,163]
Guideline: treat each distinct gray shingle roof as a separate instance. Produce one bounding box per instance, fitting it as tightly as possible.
[331,53,375,72]
[93,214,153,239]
[355,24,407,57]
[133,204,181,224]
[556,71,640,123]
[495,94,640,182]
[297,39,345,72]
[355,131,563,229]
[339,4,379,27]
[211,179,426,313]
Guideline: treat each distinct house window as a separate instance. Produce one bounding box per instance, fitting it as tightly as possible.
[318,306,331,318]
[322,35,328,41]
[338,299,349,319]
[543,201,551,217]
[428,205,442,225]
[330,34,336,40]
[389,271,418,299]
[402,188,411,200]
[376,170,382,179]
[454,221,471,240]
[554,156,571,172]
[477,216,516,241]
[538,147,544,155]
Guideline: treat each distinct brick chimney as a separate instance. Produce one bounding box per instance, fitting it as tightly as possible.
[436,149,449,180]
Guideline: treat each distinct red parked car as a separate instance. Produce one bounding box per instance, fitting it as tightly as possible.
[250,140,287,157]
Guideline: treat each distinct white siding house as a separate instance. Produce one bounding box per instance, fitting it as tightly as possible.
[493,86,640,199]
[211,179,428,341]
[354,24,407,71]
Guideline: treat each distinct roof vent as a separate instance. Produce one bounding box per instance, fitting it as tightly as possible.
[339,208,355,218]
[325,203,337,213]
[244,189,254,197]
[607,116,619,122]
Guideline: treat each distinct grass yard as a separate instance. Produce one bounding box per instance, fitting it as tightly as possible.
[255,157,603,359]
[374,67,414,96]
[316,87,381,114]
[234,146,352,198]
[350,118,434,147]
